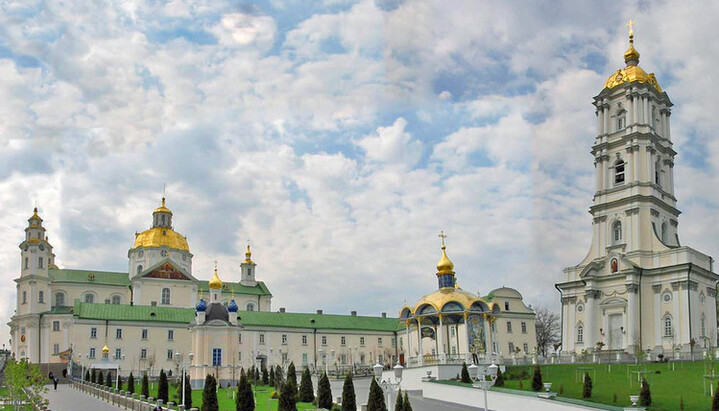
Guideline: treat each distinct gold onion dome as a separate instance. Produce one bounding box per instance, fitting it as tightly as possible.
[244,244,253,263]
[29,207,42,221]
[132,198,189,251]
[209,266,223,290]
[436,245,454,275]
[102,344,109,354]
[604,21,661,93]
[154,197,173,215]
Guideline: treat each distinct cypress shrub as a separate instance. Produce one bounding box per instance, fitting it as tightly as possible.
[639,378,651,406]
[127,372,135,394]
[236,369,255,411]
[269,367,276,387]
[531,366,543,392]
[262,366,269,385]
[394,388,403,411]
[460,362,471,383]
[582,373,592,399]
[402,391,412,411]
[158,369,169,403]
[184,372,193,408]
[279,380,298,411]
[340,372,356,411]
[91,369,96,384]
[317,372,333,410]
[106,371,112,387]
[366,378,386,411]
[275,365,284,390]
[287,362,298,396]
[202,374,219,411]
[85,369,90,382]
[98,371,104,387]
[494,368,504,387]
[141,372,150,398]
[255,367,260,382]
[299,367,315,403]
[117,375,123,390]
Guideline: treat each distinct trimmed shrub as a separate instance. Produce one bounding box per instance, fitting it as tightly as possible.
[367,378,386,411]
[236,369,255,411]
[317,372,333,410]
[85,369,90,382]
[299,367,315,403]
[97,371,104,387]
[402,391,413,411]
[269,367,276,388]
[287,362,298,396]
[184,372,193,408]
[639,378,651,406]
[91,369,96,384]
[106,371,112,387]
[275,365,284,391]
[341,372,356,411]
[460,363,471,384]
[117,375,123,390]
[127,372,135,394]
[712,385,719,411]
[279,380,298,411]
[202,374,219,411]
[394,388,404,411]
[158,369,169,403]
[141,372,150,398]
[582,373,592,399]
[494,368,504,387]
[531,366,543,392]
[262,366,269,385]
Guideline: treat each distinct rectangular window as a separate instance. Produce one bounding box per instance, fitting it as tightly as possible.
[302,335,307,345]
[238,352,241,362]
[508,342,515,353]
[141,329,148,340]
[341,354,347,364]
[341,336,346,346]
[115,348,122,359]
[321,336,327,346]
[282,334,288,345]
[282,353,288,363]
[521,322,527,334]
[506,322,512,333]
[53,344,59,355]
[302,353,308,366]
[451,327,455,337]
[451,346,457,354]
[168,330,174,341]
[378,337,383,347]
[259,334,265,344]
[379,354,384,364]
[116,328,122,339]
[90,327,97,339]
[38,257,43,269]
[24,257,28,269]
[523,343,529,353]
[360,354,366,364]
[360,337,365,346]
[22,291,27,304]
[140,349,147,359]
[89,348,96,359]
[39,291,44,303]
[52,321,60,332]
[167,349,173,360]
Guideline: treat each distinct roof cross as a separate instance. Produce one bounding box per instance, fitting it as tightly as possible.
[627,19,635,37]
[438,230,448,247]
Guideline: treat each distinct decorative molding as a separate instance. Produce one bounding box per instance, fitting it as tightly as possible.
[585,290,602,299]
[625,207,640,216]
[626,283,639,294]
[707,288,717,298]
[652,284,662,293]
[650,209,660,217]
[671,281,681,291]
[681,280,698,291]
[670,219,679,227]
[561,296,577,305]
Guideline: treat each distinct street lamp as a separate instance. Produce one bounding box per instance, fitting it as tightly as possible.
[373,363,403,409]
[174,351,193,408]
[468,363,498,411]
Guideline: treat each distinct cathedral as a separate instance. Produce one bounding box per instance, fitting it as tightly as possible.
[556,26,718,358]
[9,196,535,388]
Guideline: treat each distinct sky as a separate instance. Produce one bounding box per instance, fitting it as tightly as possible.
[2,0,719,347]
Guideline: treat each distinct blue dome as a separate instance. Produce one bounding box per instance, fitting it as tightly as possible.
[195,298,207,312]
[228,299,238,312]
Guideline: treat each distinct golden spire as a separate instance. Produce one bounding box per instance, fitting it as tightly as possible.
[209,261,223,289]
[624,19,640,65]
[244,242,253,264]
[436,231,455,275]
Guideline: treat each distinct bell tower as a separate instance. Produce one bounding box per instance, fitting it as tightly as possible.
[240,244,257,286]
[17,208,54,316]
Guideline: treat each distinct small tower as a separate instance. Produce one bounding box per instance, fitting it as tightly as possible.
[208,263,223,303]
[239,244,257,286]
[436,231,455,289]
[17,208,54,317]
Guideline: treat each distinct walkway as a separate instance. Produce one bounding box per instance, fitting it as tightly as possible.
[43,383,121,411]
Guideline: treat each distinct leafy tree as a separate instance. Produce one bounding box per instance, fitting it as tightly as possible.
[402,391,413,411]
[85,369,90,382]
[91,369,97,384]
[494,367,504,387]
[531,366,543,392]
[279,380,298,411]
[366,377,386,411]
[106,371,113,387]
[275,365,284,390]
[394,389,404,411]
[4,359,48,410]
[158,369,169,403]
[299,367,315,403]
[460,362,471,383]
[262,366,269,385]
[141,372,150,398]
[236,369,255,411]
[269,367,276,387]
[340,372,356,411]
[639,378,651,406]
[317,372,333,410]
[127,372,135,394]
[287,362,298,396]
[202,374,219,411]
[534,306,561,356]
[184,373,193,408]
[582,372,592,399]
[98,370,104,387]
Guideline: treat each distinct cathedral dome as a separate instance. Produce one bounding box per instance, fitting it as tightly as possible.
[209,267,223,290]
[205,303,229,323]
[195,298,207,312]
[132,227,190,251]
[413,287,484,313]
[603,24,662,93]
[228,299,238,312]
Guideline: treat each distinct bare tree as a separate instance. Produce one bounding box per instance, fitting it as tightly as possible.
[534,306,561,357]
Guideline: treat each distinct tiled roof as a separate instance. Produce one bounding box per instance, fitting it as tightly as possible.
[197,280,272,296]
[74,302,194,323]
[49,268,131,287]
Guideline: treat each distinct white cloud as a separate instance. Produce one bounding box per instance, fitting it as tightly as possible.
[355,117,422,166]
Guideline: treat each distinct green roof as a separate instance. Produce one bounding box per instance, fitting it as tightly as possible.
[42,306,75,315]
[73,301,401,331]
[49,268,130,287]
[197,280,272,296]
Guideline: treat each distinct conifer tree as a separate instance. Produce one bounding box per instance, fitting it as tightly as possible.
[299,367,315,403]
[262,366,269,385]
[341,372,356,411]
[91,369,96,384]
[287,362,298,396]
[317,372,333,410]
[158,369,169,403]
[106,371,112,387]
[269,366,275,387]
[639,378,651,406]
[98,371,104,387]
[366,378,386,411]
[184,373,193,409]
[202,374,219,411]
[236,369,255,411]
[531,366,543,392]
[582,372,592,399]
[127,372,135,394]
[85,369,90,382]
[402,391,413,411]
[460,362,471,383]
[279,380,298,411]
[117,375,123,390]
[394,389,404,411]
[255,367,260,382]
[275,365,284,390]
[141,372,150,398]
[494,368,504,387]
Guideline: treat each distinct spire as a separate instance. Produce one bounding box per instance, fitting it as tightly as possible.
[624,19,640,66]
[209,261,223,290]
[29,207,42,222]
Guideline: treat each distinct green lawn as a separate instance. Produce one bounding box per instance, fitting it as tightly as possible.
[494,361,716,410]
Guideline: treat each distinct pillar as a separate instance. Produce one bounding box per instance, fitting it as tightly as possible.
[633,143,639,183]
[438,315,445,359]
[644,96,650,129]
[632,93,639,128]
[584,290,597,352]
[665,112,672,140]
[483,315,492,354]
[595,159,602,191]
[405,322,411,359]
[416,319,423,359]
[603,104,609,135]
[626,284,639,353]
[653,285,662,348]
[596,109,602,136]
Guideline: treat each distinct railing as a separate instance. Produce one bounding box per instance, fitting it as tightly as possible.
[71,378,199,411]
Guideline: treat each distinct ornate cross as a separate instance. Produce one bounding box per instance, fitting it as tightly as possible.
[627,19,635,37]
[438,230,448,247]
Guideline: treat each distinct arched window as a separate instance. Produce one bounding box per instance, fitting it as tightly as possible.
[111,295,121,305]
[137,265,143,275]
[614,160,625,184]
[504,302,510,311]
[661,222,668,243]
[246,302,255,311]
[577,324,584,343]
[616,110,626,131]
[655,160,661,185]
[663,315,673,337]
[84,293,95,304]
[55,292,65,307]
[161,288,171,305]
[613,221,622,244]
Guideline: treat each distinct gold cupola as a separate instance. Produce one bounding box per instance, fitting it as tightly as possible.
[436,245,454,275]
[132,197,190,252]
[244,244,253,264]
[209,264,223,290]
[603,20,662,93]
[102,344,109,354]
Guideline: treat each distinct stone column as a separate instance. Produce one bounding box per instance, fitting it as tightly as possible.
[665,112,672,140]
[632,93,639,128]
[626,283,639,354]
[405,321,411,361]
[647,146,654,184]
[644,96,651,129]
[438,315,445,360]
[626,147,634,182]
[584,290,599,352]
[653,285,662,349]
[416,319,423,363]
[596,109,602,136]
[483,314,492,355]
[603,104,609,135]
[633,143,640,183]
[595,158,602,191]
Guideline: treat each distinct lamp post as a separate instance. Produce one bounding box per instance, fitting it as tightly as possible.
[468,363,498,411]
[373,363,403,409]
[116,354,125,389]
[174,351,193,408]
[82,354,88,382]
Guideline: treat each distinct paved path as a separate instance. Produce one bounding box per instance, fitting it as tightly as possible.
[43,384,121,411]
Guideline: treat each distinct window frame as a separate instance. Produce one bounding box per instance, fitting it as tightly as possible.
[161,288,171,305]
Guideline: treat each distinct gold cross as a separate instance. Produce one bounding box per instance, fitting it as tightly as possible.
[214,260,218,270]
[438,230,448,247]
[627,19,634,37]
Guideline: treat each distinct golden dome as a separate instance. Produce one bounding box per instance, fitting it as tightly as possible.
[133,227,189,251]
[604,22,661,93]
[29,207,42,221]
[209,266,223,290]
[436,245,454,275]
[102,344,109,354]
[154,197,173,215]
[413,287,483,313]
[244,244,253,264]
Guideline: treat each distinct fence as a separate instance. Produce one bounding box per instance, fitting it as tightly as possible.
[71,378,198,411]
